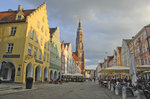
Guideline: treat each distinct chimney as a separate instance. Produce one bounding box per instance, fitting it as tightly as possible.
[18,5,23,12]
[8,9,13,12]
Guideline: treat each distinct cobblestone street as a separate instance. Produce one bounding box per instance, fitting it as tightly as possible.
[0,82,125,99]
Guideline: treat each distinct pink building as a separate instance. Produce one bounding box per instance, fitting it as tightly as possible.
[133,25,150,66]
[107,56,114,67]
[61,41,65,74]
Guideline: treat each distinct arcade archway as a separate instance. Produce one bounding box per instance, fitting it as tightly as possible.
[50,70,53,81]
[35,66,41,81]
[1,61,15,82]
[26,63,33,80]
[44,67,48,81]
[54,71,57,80]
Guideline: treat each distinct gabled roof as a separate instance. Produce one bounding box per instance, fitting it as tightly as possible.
[0,9,35,23]
[50,28,57,38]
[64,43,70,47]
[123,39,131,45]
[117,47,122,53]
[72,52,80,61]
[107,56,114,62]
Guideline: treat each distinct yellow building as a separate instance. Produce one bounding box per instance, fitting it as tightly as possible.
[116,47,122,66]
[50,27,62,80]
[0,3,50,83]
[128,38,134,54]
[85,69,96,79]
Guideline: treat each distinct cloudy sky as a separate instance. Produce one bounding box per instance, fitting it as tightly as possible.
[1,0,150,69]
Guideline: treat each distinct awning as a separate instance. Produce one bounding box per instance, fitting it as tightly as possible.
[72,73,84,77]
[99,66,130,73]
[137,65,150,71]
[62,73,73,76]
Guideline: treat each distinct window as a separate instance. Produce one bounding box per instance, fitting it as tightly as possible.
[7,43,13,53]
[147,58,149,64]
[45,30,47,36]
[47,54,49,62]
[43,52,46,61]
[17,15,21,20]
[142,35,144,41]
[39,50,42,59]
[42,16,45,22]
[37,21,40,28]
[48,43,49,50]
[28,45,32,56]
[30,30,34,39]
[144,31,147,39]
[34,48,37,58]
[10,27,16,36]
[41,26,44,32]
[44,42,46,48]
[35,34,38,42]
[134,41,136,46]
[145,59,147,65]
[41,38,43,45]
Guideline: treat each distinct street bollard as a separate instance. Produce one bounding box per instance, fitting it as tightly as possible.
[134,90,141,99]
[111,84,114,91]
[122,86,127,99]
[115,84,119,95]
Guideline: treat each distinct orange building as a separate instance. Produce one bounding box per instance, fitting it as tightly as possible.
[116,47,122,66]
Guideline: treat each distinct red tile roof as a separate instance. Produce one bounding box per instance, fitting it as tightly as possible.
[72,52,80,61]
[0,9,35,23]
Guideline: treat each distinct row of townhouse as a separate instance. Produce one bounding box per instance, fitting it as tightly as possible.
[85,69,96,79]
[96,24,150,78]
[0,2,81,83]
[61,42,81,75]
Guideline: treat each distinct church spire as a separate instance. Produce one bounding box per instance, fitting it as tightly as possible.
[76,20,85,74]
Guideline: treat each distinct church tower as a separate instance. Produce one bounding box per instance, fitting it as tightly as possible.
[76,21,85,74]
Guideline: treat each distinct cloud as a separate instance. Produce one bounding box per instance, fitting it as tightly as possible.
[86,65,97,70]
[15,0,150,69]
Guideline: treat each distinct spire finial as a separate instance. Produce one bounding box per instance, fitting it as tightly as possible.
[79,19,81,28]
[44,0,46,3]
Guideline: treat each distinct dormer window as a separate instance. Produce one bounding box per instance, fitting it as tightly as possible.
[16,5,24,20]
[18,15,21,20]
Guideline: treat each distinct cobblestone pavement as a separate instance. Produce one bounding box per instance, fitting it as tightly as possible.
[0,81,145,99]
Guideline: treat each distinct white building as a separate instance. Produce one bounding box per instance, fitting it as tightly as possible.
[96,63,103,79]
[61,42,73,74]
[121,39,131,67]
